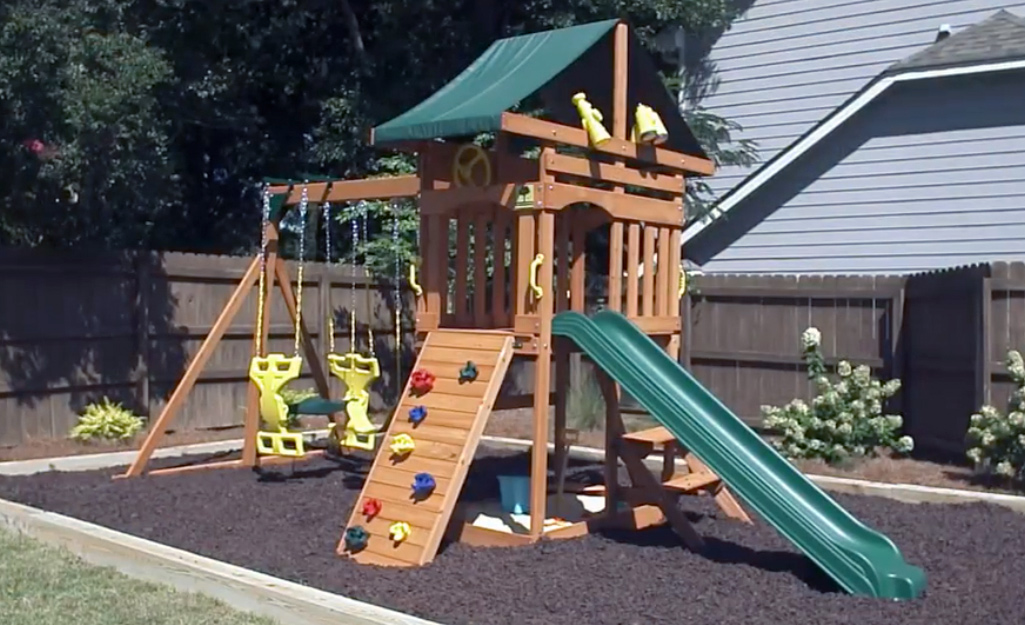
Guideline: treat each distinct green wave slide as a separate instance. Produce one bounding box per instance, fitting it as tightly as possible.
[551,310,927,600]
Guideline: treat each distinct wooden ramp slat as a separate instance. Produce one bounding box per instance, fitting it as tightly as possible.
[339,329,516,567]
[663,472,720,493]
[622,426,675,447]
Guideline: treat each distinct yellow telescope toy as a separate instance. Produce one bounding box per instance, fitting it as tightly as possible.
[571,92,611,148]
[632,103,668,145]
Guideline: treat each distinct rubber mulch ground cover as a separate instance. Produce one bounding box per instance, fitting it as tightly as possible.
[1,444,1023,625]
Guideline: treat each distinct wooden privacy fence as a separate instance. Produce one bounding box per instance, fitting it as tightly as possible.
[3,246,1024,456]
[683,274,905,428]
[900,263,1025,456]
[0,249,414,446]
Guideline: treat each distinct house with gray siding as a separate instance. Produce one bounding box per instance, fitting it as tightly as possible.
[681,6,1025,274]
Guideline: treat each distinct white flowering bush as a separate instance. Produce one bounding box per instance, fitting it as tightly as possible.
[966,350,1025,483]
[761,327,913,464]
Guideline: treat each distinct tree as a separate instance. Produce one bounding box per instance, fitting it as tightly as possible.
[0,0,757,264]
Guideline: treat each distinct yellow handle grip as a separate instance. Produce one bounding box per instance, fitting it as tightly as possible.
[529,253,545,300]
[408,263,423,297]
[678,264,687,297]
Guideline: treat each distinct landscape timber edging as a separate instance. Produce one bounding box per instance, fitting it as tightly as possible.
[0,497,446,625]
[3,432,1025,514]
[480,436,1025,514]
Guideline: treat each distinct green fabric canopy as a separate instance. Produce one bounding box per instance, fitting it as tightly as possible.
[372,20,619,145]
[371,19,709,161]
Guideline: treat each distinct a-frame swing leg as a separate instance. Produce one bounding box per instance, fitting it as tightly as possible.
[119,255,263,478]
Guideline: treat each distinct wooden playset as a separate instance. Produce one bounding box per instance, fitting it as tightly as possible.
[120,19,751,567]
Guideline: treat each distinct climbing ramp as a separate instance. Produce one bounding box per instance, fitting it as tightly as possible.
[338,330,515,566]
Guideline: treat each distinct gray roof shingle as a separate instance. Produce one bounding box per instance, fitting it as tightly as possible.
[886,9,1025,73]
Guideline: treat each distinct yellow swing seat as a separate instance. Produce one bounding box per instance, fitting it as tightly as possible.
[248,353,307,458]
[327,352,381,451]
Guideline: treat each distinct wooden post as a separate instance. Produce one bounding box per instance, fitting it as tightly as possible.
[529,148,558,539]
[642,227,656,316]
[571,219,586,312]
[473,211,489,327]
[607,22,629,314]
[122,255,262,477]
[626,224,640,317]
[667,227,682,359]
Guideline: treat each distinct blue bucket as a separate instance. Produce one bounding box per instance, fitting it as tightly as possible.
[497,475,531,514]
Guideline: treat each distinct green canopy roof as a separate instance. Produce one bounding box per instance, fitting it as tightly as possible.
[371,19,709,160]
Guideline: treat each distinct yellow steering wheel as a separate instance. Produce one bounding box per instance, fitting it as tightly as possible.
[452,144,492,187]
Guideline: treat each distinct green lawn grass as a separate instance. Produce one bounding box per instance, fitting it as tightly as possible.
[0,527,278,625]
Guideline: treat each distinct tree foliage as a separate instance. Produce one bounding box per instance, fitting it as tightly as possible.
[0,0,757,265]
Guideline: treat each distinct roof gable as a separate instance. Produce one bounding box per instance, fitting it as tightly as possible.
[887,9,1025,73]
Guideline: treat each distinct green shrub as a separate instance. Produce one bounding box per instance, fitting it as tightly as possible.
[761,327,913,464]
[69,398,145,442]
[966,350,1025,481]
[279,387,319,407]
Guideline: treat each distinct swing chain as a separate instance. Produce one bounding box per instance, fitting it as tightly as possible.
[349,202,359,352]
[392,200,402,389]
[294,183,309,356]
[362,202,374,356]
[255,185,272,356]
[323,201,334,354]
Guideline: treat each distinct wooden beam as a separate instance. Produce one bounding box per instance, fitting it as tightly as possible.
[269,175,420,205]
[501,112,715,176]
[544,152,683,194]
[420,183,534,215]
[121,255,261,477]
[642,227,657,316]
[626,224,640,317]
[545,183,684,227]
[656,227,671,317]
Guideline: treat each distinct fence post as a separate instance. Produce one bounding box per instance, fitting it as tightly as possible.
[888,279,905,416]
[134,252,151,416]
[976,269,993,409]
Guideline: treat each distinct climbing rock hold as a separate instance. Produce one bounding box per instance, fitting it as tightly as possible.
[458,361,479,383]
[361,498,383,519]
[344,526,369,552]
[390,433,416,456]
[389,521,412,543]
[412,472,436,499]
[408,405,427,425]
[410,369,436,395]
